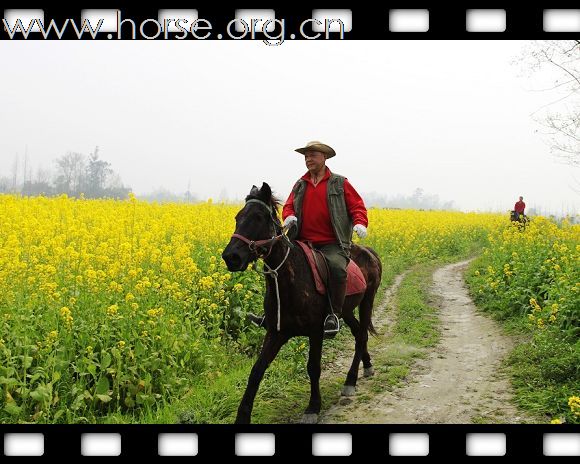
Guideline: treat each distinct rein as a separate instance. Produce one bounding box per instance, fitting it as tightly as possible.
[230,198,293,331]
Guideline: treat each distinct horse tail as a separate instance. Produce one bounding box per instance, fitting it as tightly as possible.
[359,286,379,337]
[368,315,378,337]
[358,245,382,337]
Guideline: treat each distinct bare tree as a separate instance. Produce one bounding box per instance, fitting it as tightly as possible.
[11,154,18,192]
[25,166,54,196]
[23,148,28,187]
[35,166,51,184]
[519,40,580,166]
[55,152,85,195]
[72,156,86,195]
[86,146,112,197]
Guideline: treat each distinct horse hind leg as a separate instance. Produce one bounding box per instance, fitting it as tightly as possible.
[354,286,379,378]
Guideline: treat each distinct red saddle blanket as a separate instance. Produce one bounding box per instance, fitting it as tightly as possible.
[295,241,367,296]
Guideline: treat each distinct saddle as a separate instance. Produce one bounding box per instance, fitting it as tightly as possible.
[295,241,367,296]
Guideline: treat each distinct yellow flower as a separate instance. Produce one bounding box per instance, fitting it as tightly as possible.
[569,396,580,417]
[59,306,73,328]
[147,307,164,318]
[529,298,542,313]
[107,304,119,317]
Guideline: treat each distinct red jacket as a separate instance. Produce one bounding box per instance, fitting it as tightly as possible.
[282,168,368,245]
[514,201,526,213]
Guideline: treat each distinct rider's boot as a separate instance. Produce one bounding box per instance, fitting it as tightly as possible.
[324,278,347,339]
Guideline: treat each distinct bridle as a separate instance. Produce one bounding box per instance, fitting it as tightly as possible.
[230,198,294,331]
[231,199,292,259]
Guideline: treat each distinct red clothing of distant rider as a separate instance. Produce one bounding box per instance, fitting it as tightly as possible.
[515,199,525,214]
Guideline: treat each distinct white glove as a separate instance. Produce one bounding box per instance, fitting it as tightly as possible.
[283,215,297,228]
[353,224,367,239]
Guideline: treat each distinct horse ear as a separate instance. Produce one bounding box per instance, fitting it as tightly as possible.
[250,185,259,196]
[260,182,271,201]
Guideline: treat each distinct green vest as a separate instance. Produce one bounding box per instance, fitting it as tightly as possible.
[291,172,353,255]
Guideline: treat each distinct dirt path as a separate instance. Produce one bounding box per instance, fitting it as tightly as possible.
[320,260,534,424]
[319,271,408,381]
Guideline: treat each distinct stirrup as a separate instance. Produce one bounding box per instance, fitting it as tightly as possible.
[247,313,266,328]
[323,313,340,338]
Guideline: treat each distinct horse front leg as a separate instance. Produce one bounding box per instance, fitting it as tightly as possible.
[235,330,288,424]
[342,312,365,396]
[301,332,324,424]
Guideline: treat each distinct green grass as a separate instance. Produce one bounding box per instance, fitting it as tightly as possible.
[466,261,580,424]
[365,263,442,392]
[504,330,580,423]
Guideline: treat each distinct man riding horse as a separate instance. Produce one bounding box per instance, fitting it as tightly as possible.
[222,146,381,423]
[248,140,368,337]
[513,196,526,222]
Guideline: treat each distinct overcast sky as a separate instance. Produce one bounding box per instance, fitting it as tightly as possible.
[1,40,579,214]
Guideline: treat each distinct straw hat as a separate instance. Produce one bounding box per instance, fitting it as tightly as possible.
[294,141,336,158]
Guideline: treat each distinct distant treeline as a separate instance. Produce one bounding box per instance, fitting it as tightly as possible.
[0,147,131,199]
[363,188,456,211]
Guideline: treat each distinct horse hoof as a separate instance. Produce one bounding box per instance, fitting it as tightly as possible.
[301,413,318,424]
[364,366,375,377]
[341,385,356,397]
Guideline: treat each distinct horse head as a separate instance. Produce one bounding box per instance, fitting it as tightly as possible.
[222,182,281,272]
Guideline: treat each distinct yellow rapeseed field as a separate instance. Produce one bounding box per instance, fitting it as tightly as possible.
[0,194,503,422]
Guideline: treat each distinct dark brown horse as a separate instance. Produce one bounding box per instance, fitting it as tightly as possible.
[510,210,529,230]
[222,183,382,424]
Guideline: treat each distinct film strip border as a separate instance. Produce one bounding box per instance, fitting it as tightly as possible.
[2,7,580,40]
[2,425,580,457]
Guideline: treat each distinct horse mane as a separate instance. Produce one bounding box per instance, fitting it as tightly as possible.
[244,192,283,218]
